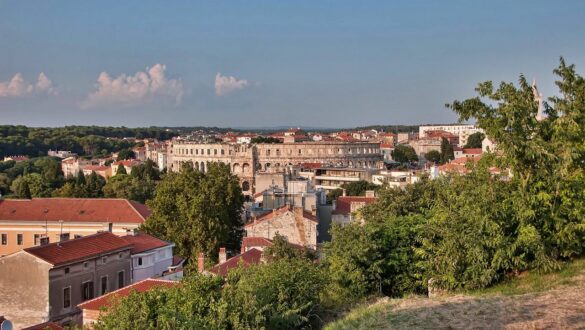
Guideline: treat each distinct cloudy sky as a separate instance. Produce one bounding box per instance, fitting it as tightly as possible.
[1,1,584,128]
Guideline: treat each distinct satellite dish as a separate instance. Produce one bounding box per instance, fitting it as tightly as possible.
[0,320,13,330]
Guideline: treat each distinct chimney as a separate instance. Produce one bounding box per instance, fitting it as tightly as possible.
[219,247,227,264]
[342,189,347,197]
[60,233,70,242]
[197,252,205,273]
[365,190,376,198]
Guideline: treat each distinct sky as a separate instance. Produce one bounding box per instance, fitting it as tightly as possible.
[1,1,584,128]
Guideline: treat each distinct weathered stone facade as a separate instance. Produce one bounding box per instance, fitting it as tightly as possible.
[168,141,382,194]
[245,206,318,249]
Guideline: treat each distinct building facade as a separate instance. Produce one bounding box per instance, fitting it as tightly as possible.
[168,141,382,195]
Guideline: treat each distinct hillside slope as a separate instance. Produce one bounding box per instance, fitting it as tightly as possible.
[326,259,585,330]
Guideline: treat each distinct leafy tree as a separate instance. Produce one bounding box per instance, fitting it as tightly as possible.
[251,136,282,144]
[103,174,156,203]
[439,137,455,164]
[464,132,485,149]
[142,162,244,263]
[391,144,418,163]
[117,148,135,160]
[10,173,51,198]
[326,188,343,204]
[424,150,441,164]
[263,234,316,262]
[116,164,127,175]
[131,159,160,180]
[340,180,378,196]
[86,171,105,198]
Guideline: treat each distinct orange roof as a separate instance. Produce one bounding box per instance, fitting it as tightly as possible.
[120,232,171,254]
[300,162,323,170]
[242,236,274,250]
[0,198,150,224]
[82,165,110,172]
[78,278,178,311]
[463,148,482,155]
[208,248,262,276]
[25,232,132,266]
[333,196,377,215]
[115,160,140,167]
[245,205,318,228]
[380,143,394,148]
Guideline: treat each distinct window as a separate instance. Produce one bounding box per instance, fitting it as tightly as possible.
[74,234,82,239]
[17,234,23,245]
[82,281,94,301]
[63,287,71,308]
[119,252,123,259]
[34,234,41,245]
[84,262,89,268]
[1,233,7,245]
[64,267,70,274]
[100,276,108,295]
[138,257,143,266]
[102,257,107,264]
[117,271,125,289]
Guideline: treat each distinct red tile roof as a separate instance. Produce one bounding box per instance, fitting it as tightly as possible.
[78,278,178,311]
[463,148,482,155]
[245,205,318,228]
[24,232,132,266]
[333,196,377,215]
[22,321,64,330]
[171,255,185,267]
[208,248,262,277]
[82,165,110,172]
[380,143,394,148]
[300,162,323,170]
[120,232,171,254]
[0,198,150,223]
[242,237,274,251]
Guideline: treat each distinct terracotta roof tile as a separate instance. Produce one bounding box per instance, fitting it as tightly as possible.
[0,198,150,224]
[333,196,377,215]
[208,248,262,276]
[78,278,178,311]
[22,321,64,330]
[120,232,171,254]
[463,148,483,155]
[24,232,132,266]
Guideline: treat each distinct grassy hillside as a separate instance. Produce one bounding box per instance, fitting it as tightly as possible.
[325,259,585,330]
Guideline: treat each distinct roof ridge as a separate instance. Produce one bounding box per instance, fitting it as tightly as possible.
[78,278,177,308]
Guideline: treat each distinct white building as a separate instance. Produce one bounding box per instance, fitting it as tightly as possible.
[120,232,177,283]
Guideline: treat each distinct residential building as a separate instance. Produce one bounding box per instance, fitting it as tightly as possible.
[371,170,420,188]
[245,204,318,249]
[0,198,149,256]
[81,165,111,180]
[111,160,141,176]
[314,167,376,190]
[202,248,263,277]
[47,150,77,159]
[0,232,132,329]
[419,124,483,147]
[120,231,175,283]
[331,195,377,226]
[380,143,394,162]
[77,278,178,327]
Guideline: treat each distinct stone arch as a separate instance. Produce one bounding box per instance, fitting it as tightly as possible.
[242,181,250,192]
[242,163,250,174]
[194,161,200,171]
[233,163,241,174]
[265,163,271,171]
[348,160,354,167]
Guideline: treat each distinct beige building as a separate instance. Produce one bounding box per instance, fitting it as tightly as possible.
[0,232,132,329]
[168,140,382,195]
[245,205,318,249]
[0,198,149,257]
[419,124,483,147]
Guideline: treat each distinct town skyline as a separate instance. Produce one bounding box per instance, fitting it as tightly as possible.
[2,1,585,127]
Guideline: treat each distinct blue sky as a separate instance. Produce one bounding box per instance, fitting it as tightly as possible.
[0,1,584,128]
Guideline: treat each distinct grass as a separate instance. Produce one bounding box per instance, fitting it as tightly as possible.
[325,258,585,330]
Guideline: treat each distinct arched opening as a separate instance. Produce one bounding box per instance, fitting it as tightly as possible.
[200,162,205,173]
[265,163,271,171]
[242,181,250,192]
[242,163,250,174]
[233,163,241,174]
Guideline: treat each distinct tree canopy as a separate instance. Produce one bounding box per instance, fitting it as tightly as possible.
[391,144,418,163]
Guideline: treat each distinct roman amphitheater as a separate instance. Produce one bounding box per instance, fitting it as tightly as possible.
[168,141,382,194]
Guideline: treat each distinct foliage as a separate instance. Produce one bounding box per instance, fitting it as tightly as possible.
[341,180,378,197]
[464,132,485,149]
[439,138,454,164]
[391,144,418,163]
[251,136,282,144]
[263,234,317,262]
[142,162,244,263]
[116,164,127,175]
[0,125,177,158]
[424,150,441,164]
[102,174,156,203]
[10,173,51,198]
[117,148,135,160]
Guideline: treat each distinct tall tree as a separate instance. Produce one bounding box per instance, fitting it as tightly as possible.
[424,150,441,164]
[391,144,418,163]
[464,132,485,149]
[439,137,454,164]
[142,162,244,262]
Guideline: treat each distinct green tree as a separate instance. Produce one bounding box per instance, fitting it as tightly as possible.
[86,171,105,198]
[142,162,244,262]
[424,150,441,164]
[116,164,127,175]
[117,148,135,160]
[103,174,156,203]
[464,132,485,148]
[391,144,418,163]
[340,180,378,196]
[263,234,316,262]
[439,137,455,164]
[10,173,51,198]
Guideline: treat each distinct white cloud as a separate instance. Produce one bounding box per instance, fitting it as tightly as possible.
[215,73,249,96]
[0,72,56,97]
[82,64,184,108]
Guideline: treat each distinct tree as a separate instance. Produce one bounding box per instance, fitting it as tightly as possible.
[464,132,485,149]
[326,188,343,204]
[263,234,316,262]
[424,150,441,164]
[102,174,156,203]
[116,164,127,175]
[439,138,454,164]
[117,148,135,160]
[142,162,244,263]
[340,180,378,196]
[391,144,418,163]
[251,136,282,144]
[86,171,105,198]
[10,173,51,198]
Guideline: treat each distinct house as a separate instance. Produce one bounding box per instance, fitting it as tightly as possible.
[120,231,176,283]
[111,160,141,176]
[48,150,77,159]
[0,198,150,256]
[245,204,318,249]
[202,248,263,277]
[0,232,133,329]
[331,195,377,226]
[380,143,394,163]
[81,165,112,180]
[3,155,29,162]
[22,321,64,330]
[77,278,178,327]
